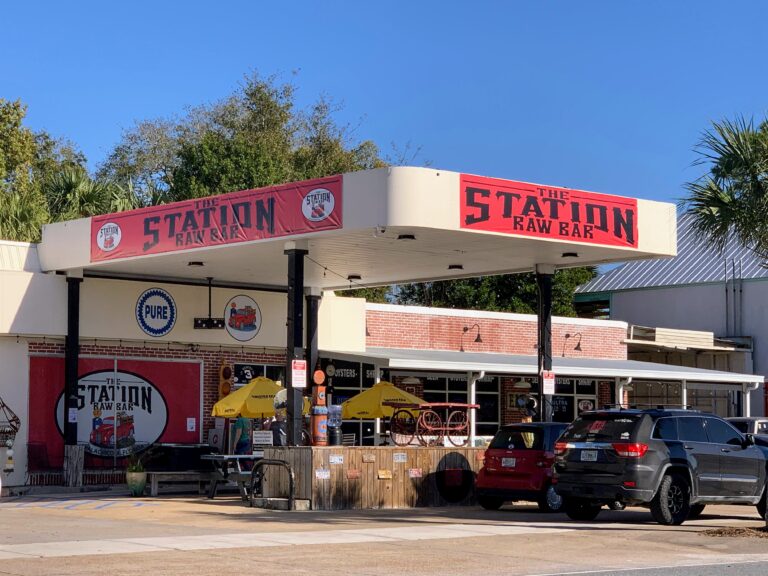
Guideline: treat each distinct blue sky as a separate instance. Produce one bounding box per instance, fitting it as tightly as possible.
[2,1,766,204]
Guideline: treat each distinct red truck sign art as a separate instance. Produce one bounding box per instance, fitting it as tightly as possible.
[229,304,258,331]
[224,295,262,342]
[90,412,135,449]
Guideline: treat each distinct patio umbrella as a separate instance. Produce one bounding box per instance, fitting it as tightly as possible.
[341,381,424,419]
[211,377,309,418]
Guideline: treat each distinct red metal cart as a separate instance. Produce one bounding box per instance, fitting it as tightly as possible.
[386,402,479,447]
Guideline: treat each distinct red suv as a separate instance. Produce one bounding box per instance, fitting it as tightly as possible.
[476,422,568,512]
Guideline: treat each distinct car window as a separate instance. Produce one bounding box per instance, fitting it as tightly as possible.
[705,418,743,446]
[758,421,768,434]
[652,417,678,441]
[677,417,708,442]
[559,414,641,443]
[489,427,543,450]
[730,421,749,434]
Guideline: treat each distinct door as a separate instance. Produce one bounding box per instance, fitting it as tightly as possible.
[677,416,720,496]
[704,417,762,497]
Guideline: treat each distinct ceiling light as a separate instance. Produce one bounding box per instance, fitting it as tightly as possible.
[448,264,464,271]
[347,274,362,281]
[562,252,578,258]
[397,234,416,241]
[188,261,205,267]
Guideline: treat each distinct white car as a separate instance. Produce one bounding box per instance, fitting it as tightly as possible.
[727,417,768,436]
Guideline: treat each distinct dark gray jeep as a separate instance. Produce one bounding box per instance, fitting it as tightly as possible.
[553,408,767,525]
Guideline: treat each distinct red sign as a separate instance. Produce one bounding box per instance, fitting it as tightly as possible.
[460,174,638,248]
[91,175,343,262]
[28,357,201,468]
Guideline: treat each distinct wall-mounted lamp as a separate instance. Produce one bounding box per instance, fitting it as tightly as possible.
[561,332,583,356]
[365,321,371,337]
[513,378,532,390]
[460,323,483,352]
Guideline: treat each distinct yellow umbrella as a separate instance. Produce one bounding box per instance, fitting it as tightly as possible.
[211,377,309,418]
[341,381,424,419]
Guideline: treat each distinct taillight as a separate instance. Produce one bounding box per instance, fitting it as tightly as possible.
[554,442,568,456]
[612,443,649,458]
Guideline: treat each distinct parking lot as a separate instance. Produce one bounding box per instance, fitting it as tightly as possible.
[1,492,767,576]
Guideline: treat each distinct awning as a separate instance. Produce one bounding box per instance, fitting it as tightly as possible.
[320,347,764,385]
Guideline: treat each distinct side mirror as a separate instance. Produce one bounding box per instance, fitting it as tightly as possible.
[742,434,755,449]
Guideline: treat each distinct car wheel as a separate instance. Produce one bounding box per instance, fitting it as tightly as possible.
[538,485,563,513]
[607,501,626,511]
[478,495,504,510]
[758,485,767,519]
[563,497,602,521]
[650,473,690,525]
[688,504,706,519]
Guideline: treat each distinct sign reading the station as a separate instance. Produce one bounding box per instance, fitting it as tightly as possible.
[90,175,343,262]
[460,174,638,248]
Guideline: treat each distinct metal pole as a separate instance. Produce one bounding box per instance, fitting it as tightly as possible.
[64,276,82,446]
[113,358,117,470]
[285,242,308,446]
[536,264,555,422]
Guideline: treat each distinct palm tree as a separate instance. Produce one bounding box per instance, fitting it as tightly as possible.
[682,117,768,257]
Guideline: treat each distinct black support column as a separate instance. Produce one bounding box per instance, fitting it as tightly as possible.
[536,264,554,422]
[285,242,308,446]
[305,289,321,388]
[64,275,82,445]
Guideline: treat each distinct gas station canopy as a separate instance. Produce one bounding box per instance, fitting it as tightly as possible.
[38,167,677,288]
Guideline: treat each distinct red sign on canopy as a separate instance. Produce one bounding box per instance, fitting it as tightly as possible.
[460,174,638,248]
[91,175,343,262]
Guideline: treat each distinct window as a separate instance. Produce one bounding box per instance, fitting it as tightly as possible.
[652,418,678,441]
[489,427,543,451]
[704,418,743,446]
[560,415,641,442]
[730,421,749,434]
[677,417,708,442]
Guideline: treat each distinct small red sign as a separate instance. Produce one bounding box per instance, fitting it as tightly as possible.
[91,175,343,262]
[460,174,638,248]
[313,369,325,385]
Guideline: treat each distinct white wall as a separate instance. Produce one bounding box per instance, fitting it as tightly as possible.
[0,339,29,487]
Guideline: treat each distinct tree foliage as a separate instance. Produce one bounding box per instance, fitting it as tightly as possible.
[681,116,768,257]
[396,267,596,316]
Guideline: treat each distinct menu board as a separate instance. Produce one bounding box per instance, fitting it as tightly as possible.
[552,395,575,423]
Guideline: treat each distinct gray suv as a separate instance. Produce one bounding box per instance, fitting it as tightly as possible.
[553,408,767,525]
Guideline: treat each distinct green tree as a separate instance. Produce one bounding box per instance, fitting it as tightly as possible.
[682,116,768,255]
[396,267,596,317]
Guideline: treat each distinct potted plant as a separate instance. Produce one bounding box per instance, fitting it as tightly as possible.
[125,452,147,497]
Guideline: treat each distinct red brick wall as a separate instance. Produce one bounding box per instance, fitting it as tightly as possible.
[366,306,626,360]
[28,341,286,435]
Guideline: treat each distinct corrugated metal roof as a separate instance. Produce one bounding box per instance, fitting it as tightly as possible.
[321,347,763,384]
[577,213,768,293]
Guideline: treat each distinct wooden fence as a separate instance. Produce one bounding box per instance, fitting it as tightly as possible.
[262,446,485,510]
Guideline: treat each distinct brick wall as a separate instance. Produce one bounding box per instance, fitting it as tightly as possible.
[366,306,627,360]
[28,341,286,435]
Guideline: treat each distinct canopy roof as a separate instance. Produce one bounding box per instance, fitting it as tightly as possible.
[39,167,676,290]
[322,347,763,385]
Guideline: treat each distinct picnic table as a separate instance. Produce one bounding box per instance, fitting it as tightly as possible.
[200,451,264,499]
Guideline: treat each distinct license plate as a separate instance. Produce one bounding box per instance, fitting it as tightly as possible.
[501,457,516,467]
[580,450,598,462]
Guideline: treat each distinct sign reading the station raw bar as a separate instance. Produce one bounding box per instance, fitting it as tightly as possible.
[90,175,343,262]
[460,174,638,248]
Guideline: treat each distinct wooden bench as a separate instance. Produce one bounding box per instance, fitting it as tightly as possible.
[146,471,215,497]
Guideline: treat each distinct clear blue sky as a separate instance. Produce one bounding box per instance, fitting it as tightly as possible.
[2,1,766,203]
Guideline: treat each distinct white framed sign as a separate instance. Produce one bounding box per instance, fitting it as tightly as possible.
[292,359,307,389]
[542,370,556,395]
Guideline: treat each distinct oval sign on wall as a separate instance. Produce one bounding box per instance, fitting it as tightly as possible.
[136,288,177,337]
[225,295,262,341]
[302,188,336,222]
[55,370,169,458]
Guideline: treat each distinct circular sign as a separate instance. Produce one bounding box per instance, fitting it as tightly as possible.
[325,364,336,377]
[136,288,176,337]
[224,295,262,341]
[313,369,326,385]
[302,188,336,222]
[96,222,122,252]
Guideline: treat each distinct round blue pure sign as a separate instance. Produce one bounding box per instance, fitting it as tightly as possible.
[136,288,177,337]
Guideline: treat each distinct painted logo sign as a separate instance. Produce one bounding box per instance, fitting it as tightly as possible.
[136,288,177,337]
[96,222,122,252]
[302,188,335,222]
[460,174,638,248]
[55,370,169,458]
[225,295,262,341]
[90,175,343,262]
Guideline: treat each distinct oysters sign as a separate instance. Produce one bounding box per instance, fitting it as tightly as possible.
[460,174,638,248]
[90,175,343,262]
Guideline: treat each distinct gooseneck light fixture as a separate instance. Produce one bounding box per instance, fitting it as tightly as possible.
[460,323,483,352]
[561,332,583,357]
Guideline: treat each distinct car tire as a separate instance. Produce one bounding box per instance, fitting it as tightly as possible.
[537,485,564,513]
[607,501,626,511]
[563,497,602,521]
[650,473,690,525]
[688,504,706,519]
[758,485,767,520]
[478,495,504,511]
